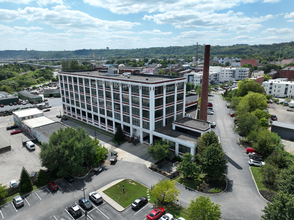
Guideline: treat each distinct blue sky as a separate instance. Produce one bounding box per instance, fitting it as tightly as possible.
[0,0,293,50]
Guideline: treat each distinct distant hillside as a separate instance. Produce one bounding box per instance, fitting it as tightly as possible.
[1,42,294,61]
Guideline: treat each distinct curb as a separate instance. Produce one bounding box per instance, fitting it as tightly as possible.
[248,167,271,204]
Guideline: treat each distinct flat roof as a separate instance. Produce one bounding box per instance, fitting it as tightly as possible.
[18,91,42,99]
[272,121,294,130]
[59,71,185,84]
[155,124,198,145]
[186,94,198,104]
[23,116,55,128]
[13,108,43,118]
[43,89,60,94]
[34,122,67,138]
[173,117,210,131]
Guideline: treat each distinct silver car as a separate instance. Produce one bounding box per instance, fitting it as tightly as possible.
[13,195,24,208]
[89,192,103,204]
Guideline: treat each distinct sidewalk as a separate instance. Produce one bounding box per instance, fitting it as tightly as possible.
[97,179,125,211]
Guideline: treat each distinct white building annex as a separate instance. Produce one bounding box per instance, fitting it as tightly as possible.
[262,78,294,98]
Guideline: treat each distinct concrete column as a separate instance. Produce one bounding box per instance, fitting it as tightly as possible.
[175,143,179,156]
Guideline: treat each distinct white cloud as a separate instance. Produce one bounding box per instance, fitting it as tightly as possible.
[0,24,25,35]
[14,26,42,31]
[139,29,172,35]
[0,6,140,30]
[0,0,32,3]
[287,19,294,22]
[263,0,281,3]
[284,12,294,19]
[261,28,294,35]
[36,0,63,5]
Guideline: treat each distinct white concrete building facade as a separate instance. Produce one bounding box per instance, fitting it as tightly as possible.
[219,67,249,82]
[262,79,294,98]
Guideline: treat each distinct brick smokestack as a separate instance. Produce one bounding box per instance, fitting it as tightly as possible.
[199,45,210,121]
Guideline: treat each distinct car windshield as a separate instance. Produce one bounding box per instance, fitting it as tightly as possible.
[11,183,17,186]
[84,200,90,205]
[132,202,137,205]
[149,213,155,217]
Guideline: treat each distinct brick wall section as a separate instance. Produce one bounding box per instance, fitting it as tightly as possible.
[275,69,294,81]
[255,77,264,84]
[241,58,259,67]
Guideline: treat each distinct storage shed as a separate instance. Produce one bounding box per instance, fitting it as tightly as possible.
[271,121,294,141]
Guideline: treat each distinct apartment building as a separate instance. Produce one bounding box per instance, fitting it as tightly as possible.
[184,71,219,86]
[262,78,294,98]
[219,67,249,83]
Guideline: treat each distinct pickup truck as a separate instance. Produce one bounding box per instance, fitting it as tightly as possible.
[110,151,118,163]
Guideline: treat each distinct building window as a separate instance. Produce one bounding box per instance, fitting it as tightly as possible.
[165,116,174,125]
[179,144,190,154]
[177,93,183,101]
[87,104,91,111]
[105,81,111,88]
[100,117,105,124]
[100,108,105,115]
[155,86,163,95]
[105,91,111,99]
[155,97,163,107]
[98,90,103,97]
[123,115,130,123]
[85,87,90,94]
[178,82,184,90]
[84,78,89,85]
[132,107,140,116]
[122,83,129,92]
[106,101,112,109]
[131,85,139,94]
[142,86,149,95]
[142,98,149,107]
[166,95,174,104]
[77,109,80,115]
[114,112,121,120]
[114,103,120,111]
[86,96,90,103]
[97,80,103,87]
[79,78,83,84]
[91,79,96,86]
[123,105,129,113]
[177,103,183,111]
[132,118,140,127]
[166,105,174,115]
[93,106,98,113]
[91,88,97,96]
[81,103,85,109]
[76,101,80,107]
[113,82,120,90]
[143,110,149,119]
[155,120,163,130]
[132,96,139,105]
[99,99,104,107]
[107,119,113,127]
[143,121,149,130]
[94,115,98,121]
[155,109,163,118]
[107,110,112,118]
[166,84,175,93]
[113,93,120,101]
[122,94,129,103]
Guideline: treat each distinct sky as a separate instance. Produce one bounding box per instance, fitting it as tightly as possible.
[0,0,294,51]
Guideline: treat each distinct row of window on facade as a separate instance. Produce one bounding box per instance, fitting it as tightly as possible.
[60,75,185,95]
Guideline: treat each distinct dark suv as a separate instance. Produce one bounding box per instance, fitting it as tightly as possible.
[271,115,277,121]
[67,204,82,219]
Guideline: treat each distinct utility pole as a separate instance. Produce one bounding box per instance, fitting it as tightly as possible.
[196,42,198,67]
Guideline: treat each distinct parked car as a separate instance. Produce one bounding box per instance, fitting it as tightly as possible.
[132,196,148,210]
[9,103,13,106]
[56,115,61,118]
[208,121,216,128]
[147,207,166,220]
[229,113,235,117]
[248,159,265,167]
[284,101,289,106]
[13,102,17,105]
[30,172,37,180]
[10,129,22,135]
[249,154,263,161]
[13,195,24,208]
[67,204,82,219]
[22,101,26,105]
[246,147,260,154]
[17,101,21,105]
[110,151,118,163]
[267,99,273,104]
[64,175,74,183]
[207,110,214,115]
[78,198,93,210]
[207,102,213,107]
[0,104,4,107]
[89,191,103,204]
[271,115,277,121]
[6,124,18,130]
[62,116,68,120]
[47,182,59,191]
[10,180,18,188]
[159,213,174,220]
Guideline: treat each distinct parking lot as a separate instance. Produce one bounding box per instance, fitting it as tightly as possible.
[267,101,294,124]
[0,177,155,220]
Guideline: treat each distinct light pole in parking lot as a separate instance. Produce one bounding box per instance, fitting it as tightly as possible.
[81,187,87,219]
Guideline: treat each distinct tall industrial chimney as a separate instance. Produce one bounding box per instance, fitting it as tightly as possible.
[199,45,210,121]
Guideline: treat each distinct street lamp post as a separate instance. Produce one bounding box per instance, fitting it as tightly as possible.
[81,187,87,220]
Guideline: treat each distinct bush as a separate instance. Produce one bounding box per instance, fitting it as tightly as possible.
[36,170,50,187]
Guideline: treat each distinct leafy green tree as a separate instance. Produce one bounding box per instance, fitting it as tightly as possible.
[263,74,271,81]
[200,144,227,178]
[195,85,202,97]
[19,167,33,193]
[187,195,222,220]
[230,97,241,109]
[279,165,294,194]
[186,82,194,92]
[252,109,270,120]
[1,85,12,93]
[157,70,165,75]
[148,140,171,161]
[36,170,50,187]
[150,179,180,204]
[236,80,265,97]
[262,192,294,220]
[225,61,230,66]
[0,184,8,200]
[177,153,201,179]
[114,126,125,143]
[197,131,220,155]
[40,127,106,177]
[260,163,279,187]
[167,71,177,76]
[235,112,259,137]
[237,92,267,113]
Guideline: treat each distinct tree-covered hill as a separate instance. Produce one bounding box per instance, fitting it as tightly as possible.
[1,41,294,61]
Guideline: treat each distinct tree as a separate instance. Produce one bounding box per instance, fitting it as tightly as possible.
[157,70,165,75]
[19,167,33,193]
[225,61,230,66]
[114,126,125,144]
[148,140,171,161]
[236,80,265,97]
[167,71,177,76]
[36,170,50,187]
[186,82,194,92]
[237,92,267,113]
[187,195,222,220]
[150,179,180,204]
[177,153,201,179]
[235,112,260,137]
[197,131,220,155]
[40,127,107,177]
[0,184,8,200]
[200,144,227,178]
[262,192,294,220]
[279,165,294,194]
[260,163,279,187]
[263,74,271,81]
[252,109,270,120]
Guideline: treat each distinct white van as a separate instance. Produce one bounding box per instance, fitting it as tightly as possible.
[26,141,35,150]
[289,101,294,108]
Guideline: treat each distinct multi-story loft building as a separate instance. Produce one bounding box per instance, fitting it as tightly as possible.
[219,67,249,83]
[59,70,209,157]
[184,71,219,86]
[262,78,294,98]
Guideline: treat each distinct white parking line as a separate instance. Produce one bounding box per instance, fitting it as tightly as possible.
[45,186,52,194]
[11,202,17,212]
[0,210,4,219]
[58,185,63,191]
[134,204,149,216]
[35,191,42,200]
[25,198,30,206]
[96,207,109,219]
[64,209,72,218]
[53,215,58,220]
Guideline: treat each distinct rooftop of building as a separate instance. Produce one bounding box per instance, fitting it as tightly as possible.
[0,91,18,100]
[43,89,60,94]
[155,124,198,145]
[266,78,294,84]
[59,70,185,83]
[272,121,294,130]
[23,116,55,128]
[173,117,211,131]
[18,90,42,99]
[282,66,294,71]
[185,94,198,104]
[34,121,67,139]
[13,108,43,118]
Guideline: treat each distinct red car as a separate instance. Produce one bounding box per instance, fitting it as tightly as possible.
[47,182,59,191]
[229,113,235,117]
[246,147,260,154]
[147,207,165,220]
[10,130,22,135]
[207,102,213,107]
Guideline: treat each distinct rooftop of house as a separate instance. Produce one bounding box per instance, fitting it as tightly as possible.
[34,121,67,138]
[60,70,186,83]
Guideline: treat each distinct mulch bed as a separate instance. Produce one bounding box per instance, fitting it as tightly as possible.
[259,190,276,203]
[197,179,226,193]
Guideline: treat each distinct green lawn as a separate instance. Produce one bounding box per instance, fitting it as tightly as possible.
[103,179,155,208]
[250,167,267,191]
[156,202,189,219]
[174,174,201,189]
